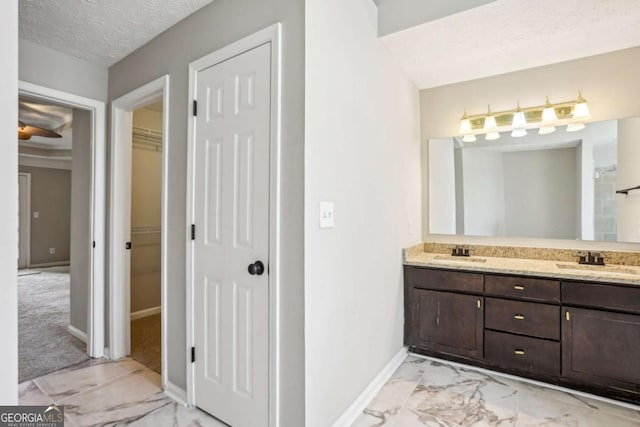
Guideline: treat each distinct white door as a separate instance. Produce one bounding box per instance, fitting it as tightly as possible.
[193,42,271,427]
[18,173,30,269]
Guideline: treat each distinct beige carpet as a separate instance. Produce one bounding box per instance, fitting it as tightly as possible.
[131,314,161,374]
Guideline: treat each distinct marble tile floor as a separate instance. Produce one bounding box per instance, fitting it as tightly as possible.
[353,355,640,427]
[19,357,228,427]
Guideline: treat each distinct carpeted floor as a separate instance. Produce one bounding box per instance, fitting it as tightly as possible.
[18,268,89,382]
[131,313,161,374]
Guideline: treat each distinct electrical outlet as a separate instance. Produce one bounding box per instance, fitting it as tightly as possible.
[49,248,56,254]
[33,212,39,219]
[319,201,335,228]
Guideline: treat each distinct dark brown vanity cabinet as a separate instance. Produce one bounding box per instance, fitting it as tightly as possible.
[405,267,484,360]
[404,265,640,404]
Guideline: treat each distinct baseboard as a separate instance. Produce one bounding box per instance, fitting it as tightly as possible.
[332,346,408,427]
[164,381,188,406]
[130,306,161,320]
[29,261,71,268]
[67,324,88,343]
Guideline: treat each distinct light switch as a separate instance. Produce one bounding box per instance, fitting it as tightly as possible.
[33,212,39,218]
[319,201,335,228]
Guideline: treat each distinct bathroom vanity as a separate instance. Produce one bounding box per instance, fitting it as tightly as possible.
[404,248,640,405]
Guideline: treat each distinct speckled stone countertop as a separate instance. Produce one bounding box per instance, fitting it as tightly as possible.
[403,243,640,286]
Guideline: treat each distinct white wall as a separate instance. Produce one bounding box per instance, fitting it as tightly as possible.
[462,148,505,236]
[108,0,306,420]
[617,117,640,242]
[305,0,422,425]
[428,138,456,234]
[0,0,18,404]
[19,38,108,101]
[70,109,92,334]
[503,148,578,239]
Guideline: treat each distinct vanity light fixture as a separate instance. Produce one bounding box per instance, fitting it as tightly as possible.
[457,91,591,142]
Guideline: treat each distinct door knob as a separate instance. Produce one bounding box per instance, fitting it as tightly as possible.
[248,260,265,276]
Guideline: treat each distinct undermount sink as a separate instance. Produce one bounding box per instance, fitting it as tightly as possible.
[432,255,487,263]
[556,263,639,275]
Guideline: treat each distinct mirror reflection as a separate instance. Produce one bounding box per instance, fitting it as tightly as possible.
[428,118,640,243]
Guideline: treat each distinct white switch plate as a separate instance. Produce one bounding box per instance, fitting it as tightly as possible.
[319,201,335,228]
[33,212,39,218]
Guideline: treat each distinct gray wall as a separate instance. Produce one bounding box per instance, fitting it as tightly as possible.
[19,38,108,101]
[503,148,578,239]
[376,0,496,36]
[70,109,92,333]
[0,0,18,404]
[108,0,305,422]
[18,166,71,265]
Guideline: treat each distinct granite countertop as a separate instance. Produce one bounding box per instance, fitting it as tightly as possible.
[404,251,640,286]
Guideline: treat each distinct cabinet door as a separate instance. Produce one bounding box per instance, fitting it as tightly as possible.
[562,307,640,390]
[413,289,483,359]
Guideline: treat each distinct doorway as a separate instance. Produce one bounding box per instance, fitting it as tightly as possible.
[109,75,169,387]
[15,83,106,382]
[186,25,281,427]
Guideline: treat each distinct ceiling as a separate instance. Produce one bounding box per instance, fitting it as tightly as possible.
[19,96,73,150]
[19,0,215,66]
[381,0,640,89]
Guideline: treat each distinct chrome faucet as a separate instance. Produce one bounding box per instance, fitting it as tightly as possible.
[451,245,470,257]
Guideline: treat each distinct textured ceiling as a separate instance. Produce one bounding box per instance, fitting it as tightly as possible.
[381,0,640,89]
[19,0,214,66]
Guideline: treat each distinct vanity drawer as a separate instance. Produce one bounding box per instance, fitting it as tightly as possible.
[563,282,640,314]
[409,268,483,294]
[485,330,560,376]
[485,298,560,340]
[485,275,560,302]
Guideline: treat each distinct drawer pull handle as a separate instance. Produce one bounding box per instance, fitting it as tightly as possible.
[514,350,525,356]
[514,285,525,290]
[514,314,525,320]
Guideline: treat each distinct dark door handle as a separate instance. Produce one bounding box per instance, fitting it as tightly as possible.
[248,260,265,276]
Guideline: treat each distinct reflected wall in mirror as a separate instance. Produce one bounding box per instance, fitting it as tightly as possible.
[428,117,640,243]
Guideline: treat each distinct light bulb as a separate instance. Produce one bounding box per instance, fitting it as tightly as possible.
[483,105,497,132]
[459,109,472,135]
[541,96,558,124]
[485,132,500,141]
[539,126,556,135]
[572,91,591,120]
[511,128,527,138]
[567,123,585,132]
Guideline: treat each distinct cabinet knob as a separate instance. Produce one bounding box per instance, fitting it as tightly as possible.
[514,285,525,290]
[514,314,525,320]
[514,349,525,356]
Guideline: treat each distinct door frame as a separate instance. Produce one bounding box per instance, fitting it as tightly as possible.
[109,75,170,387]
[17,172,31,269]
[18,80,106,358]
[186,24,282,426]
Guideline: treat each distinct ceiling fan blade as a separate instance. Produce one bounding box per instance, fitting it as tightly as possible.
[18,130,32,141]
[21,124,62,138]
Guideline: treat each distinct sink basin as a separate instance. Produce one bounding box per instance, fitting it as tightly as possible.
[556,263,638,276]
[432,255,487,263]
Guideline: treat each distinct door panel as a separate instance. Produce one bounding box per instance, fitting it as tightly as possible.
[18,174,30,269]
[193,42,271,427]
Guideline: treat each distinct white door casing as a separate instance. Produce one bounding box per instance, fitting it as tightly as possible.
[18,173,31,269]
[192,43,271,427]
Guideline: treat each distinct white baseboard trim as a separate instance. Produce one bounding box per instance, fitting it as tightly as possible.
[67,324,88,343]
[164,381,188,406]
[30,261,71,268]
[332,346,408,427]
[103,347,111,359]
[130,306,161,320]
